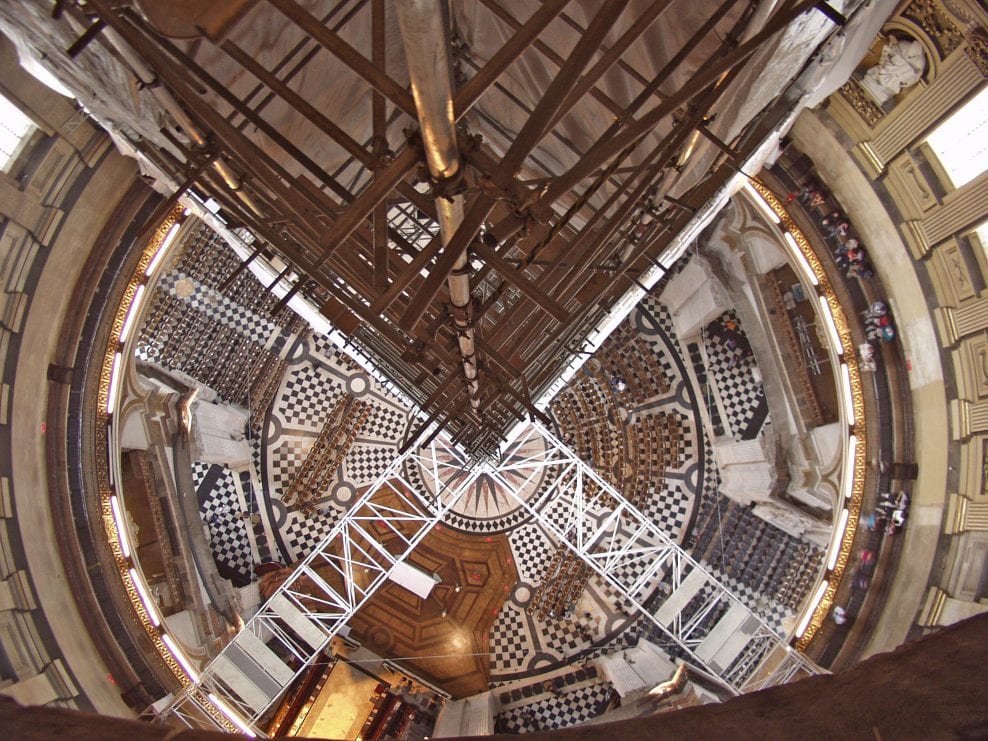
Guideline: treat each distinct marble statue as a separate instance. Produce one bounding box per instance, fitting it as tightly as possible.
[860,36,927,105]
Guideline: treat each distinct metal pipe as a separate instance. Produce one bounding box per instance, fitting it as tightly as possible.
[395,0,480,409]
[101,24,262,216]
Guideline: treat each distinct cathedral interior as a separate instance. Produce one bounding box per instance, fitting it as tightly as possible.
[0,0,986,737]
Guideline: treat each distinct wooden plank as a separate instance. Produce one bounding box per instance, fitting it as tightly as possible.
[372,0,389,293]
[471,240,568,322]
[655,567,707,626]
[493,0,630,183]
[315,146,420,262]
[233,630,295,686]
[696,602,750,664]
[268,593,330,653]
[211,655,272,709]
[397,193,495,330]
[539,0,820,205]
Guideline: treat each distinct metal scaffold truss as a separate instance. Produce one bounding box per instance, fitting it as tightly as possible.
[158,432,478,735]
[159,421,820,735]
[488,422,822,693]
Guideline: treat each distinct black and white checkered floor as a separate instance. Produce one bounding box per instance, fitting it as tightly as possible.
[258,332,412,563]
[496,680,614,733]
[158,271,279,349]
[170,248,820,730]
[488,298,706,680]
[195,462,256,587]
[701,310,771,441]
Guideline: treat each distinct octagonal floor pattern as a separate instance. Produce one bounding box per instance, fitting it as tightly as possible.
[177,254,799,714]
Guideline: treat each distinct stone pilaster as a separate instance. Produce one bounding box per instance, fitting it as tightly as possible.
[855,54,985,176]
[902,171,988,256]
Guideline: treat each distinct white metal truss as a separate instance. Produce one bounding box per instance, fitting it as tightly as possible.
[486,422,822,693]
[157,432,479,736]
[159,420,821,735]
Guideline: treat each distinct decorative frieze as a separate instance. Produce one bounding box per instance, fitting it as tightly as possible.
[953,294,988,339]
[956,436,988,502]
[838,79,885,127]
[969,397,988,434]
[948,494,988,531]
[887,153,939,219]
[922,173,988,245]
[965,27,988,77]
[929,238,978,305]
[0,571,35,611]
[903,0,965,60]
[952,333,988,400]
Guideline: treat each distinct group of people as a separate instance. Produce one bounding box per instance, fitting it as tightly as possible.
[876,490,910,532]
[833,548,875,622]
[830,495,914,627]
[610,373,628,393]
[863,490,910,535]
[788,183,875,281]
[863,300,896,343]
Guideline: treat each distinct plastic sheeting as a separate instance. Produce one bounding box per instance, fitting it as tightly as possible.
[0,0,854,215]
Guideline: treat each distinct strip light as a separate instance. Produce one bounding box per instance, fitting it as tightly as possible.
[106,352,123,415]
[161,633,199,682]
[843,434,857,499]
[129,567,161,626]
[826,508,850,571]
[118,284,146,344]
[795,579,829,638]
[208,693,257,738]
[840,362,855,425]
[106,421,116,487]
[741,181,781,223]
[110,495,130,559]
[784,232,819,286]
[145,222,181,277]
[817,295,844,356]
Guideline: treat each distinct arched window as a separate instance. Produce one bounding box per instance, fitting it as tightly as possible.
[0,92,35,171]
[925,86,988,189]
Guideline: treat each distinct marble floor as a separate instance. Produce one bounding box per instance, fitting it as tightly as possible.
[145,246,821,728]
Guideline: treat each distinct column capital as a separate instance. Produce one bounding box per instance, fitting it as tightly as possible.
[933,305,959,347]
[950,397,972,440]
[917,585,948,627]
[852,141,885,179]
[902,219,932,259]
[945,492,969,534]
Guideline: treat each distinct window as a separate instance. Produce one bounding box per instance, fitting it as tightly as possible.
[972,220,988,265]
[925,86,988,188]
[0,92,35,171]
